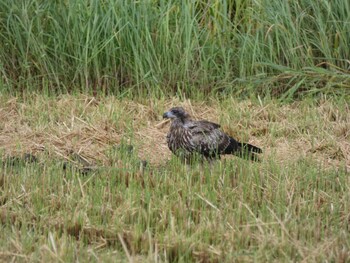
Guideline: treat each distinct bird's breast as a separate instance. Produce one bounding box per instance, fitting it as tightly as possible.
[167,125,194,154]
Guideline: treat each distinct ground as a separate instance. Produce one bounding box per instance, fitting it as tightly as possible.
[0,94,349,262]
[1,95,349,169]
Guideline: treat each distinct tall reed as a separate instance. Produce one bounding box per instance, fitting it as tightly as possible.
[0,0,349,96]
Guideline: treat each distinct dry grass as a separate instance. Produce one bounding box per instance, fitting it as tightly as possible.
[0,94,349,170]
[1,94,349,262]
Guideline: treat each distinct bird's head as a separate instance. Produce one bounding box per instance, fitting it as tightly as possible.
[163,107,190,120]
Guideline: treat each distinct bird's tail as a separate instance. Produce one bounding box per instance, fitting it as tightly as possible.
[239,141,262,154]
[224,137,262,160]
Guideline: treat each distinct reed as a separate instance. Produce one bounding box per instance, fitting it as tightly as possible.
[0,0,349,97]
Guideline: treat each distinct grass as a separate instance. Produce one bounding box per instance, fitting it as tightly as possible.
[0,93,349,262]
[0,0,349,261]
[0,0,349,96]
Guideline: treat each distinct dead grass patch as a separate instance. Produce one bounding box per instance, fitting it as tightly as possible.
[0,95,349,170]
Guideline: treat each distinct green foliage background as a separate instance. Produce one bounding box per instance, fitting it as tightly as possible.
[0,0,349,96]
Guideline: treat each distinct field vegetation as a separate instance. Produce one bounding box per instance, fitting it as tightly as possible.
[0,0,349,97]
[1,95,349,262]
[0,0,350,262]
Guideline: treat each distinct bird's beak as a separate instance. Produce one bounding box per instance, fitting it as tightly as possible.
[163,112,169,119]
[163,111,175,119]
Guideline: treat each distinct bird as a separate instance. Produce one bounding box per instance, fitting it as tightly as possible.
[163,107,262,162]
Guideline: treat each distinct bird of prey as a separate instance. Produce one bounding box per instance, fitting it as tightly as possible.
[163,107,262,162]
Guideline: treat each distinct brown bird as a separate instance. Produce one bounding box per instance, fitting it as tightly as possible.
[163,107,262,162]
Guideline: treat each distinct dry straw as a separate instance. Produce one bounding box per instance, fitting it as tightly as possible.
[0,95,349,170]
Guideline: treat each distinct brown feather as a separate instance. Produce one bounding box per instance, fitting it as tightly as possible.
[163,107,262,161]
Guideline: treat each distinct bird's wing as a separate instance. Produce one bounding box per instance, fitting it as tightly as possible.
[185,120,230,155]
[185,120,220,132]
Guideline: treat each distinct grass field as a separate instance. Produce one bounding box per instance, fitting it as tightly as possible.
[1,0,350,262]
[0,94,349,262]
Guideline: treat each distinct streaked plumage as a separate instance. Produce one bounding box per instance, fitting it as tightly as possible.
[163,107,262,161]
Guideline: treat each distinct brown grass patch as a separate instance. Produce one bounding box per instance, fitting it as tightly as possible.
[0,95,349,170]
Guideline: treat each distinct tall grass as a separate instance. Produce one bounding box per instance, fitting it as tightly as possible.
[0,0,349,96]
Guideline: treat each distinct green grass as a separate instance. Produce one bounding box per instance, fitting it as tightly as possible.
[0,0,349,260]
[0,93,349,262]
[0,0,349,97]
[1,141,349,262]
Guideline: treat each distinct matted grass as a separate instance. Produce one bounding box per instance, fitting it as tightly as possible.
[0,94,349,262]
